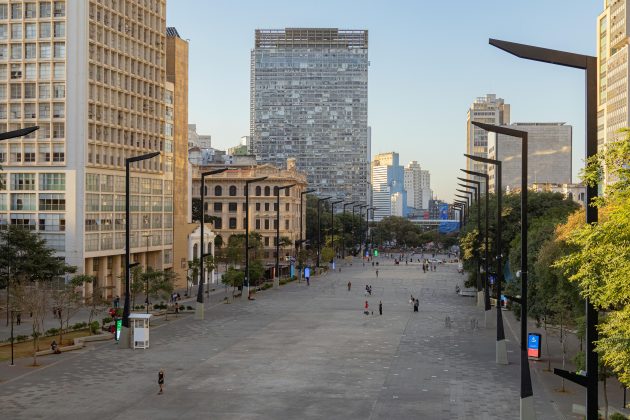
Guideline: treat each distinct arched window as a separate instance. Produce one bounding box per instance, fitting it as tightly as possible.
[285,188,290,197]
[255,186,261,196]
[264,186,270,196]
[229,185,237,196]
[214,185,222,196]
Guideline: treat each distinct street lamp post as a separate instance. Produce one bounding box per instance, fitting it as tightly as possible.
[455,194,471,222]
[358,205,368,258]
[472,121,533,417]
[465,153,508,368]
[452,203,464,230]
[142,232,151,314]
[462,169,491,315]
[122,151,160,348]
[1,126,39,362]
[330,200,343,266]
[341,201,356,259]
[299,189,316,251]
[316,197,332,268]
[244,176,268,299]
[196,168,228,320]
[454,200,468,226]
[458,182,482,303]
[489,38,598,418]
[275,184,296,286]
[365,207,375,257]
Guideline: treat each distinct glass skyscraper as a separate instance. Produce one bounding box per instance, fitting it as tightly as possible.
[250,28,369,204]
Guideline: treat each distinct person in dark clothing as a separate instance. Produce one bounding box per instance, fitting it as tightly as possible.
[347,281,352,291]
[379,301,383,316]
[414,299,419,312]
[158,369,165,394]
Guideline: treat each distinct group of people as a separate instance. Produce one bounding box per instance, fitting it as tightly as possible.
[421,260,437,273]
[410,295,419,312]
[364,300,383,316]
[365,284,373,296]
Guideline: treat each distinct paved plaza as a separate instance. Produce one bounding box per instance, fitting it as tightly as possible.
[0,257,589,419]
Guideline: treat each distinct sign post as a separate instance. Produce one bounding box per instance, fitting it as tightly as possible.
[528,333,542,359]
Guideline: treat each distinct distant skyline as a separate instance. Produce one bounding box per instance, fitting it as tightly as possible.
[166,0,601,202]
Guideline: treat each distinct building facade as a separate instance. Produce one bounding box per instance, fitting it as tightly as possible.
[487,122,572,192]
[0,1,176,297]
[404,160,431,211]
[531,182,586,207]
[371,152,407,221]
[250,28,369,204]
[191,161,308,266]
[466,94,510,190]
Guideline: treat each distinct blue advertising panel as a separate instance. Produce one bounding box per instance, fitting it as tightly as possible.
[527,333,542,359]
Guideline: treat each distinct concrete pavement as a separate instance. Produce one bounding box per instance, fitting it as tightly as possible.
[0,257,611,419]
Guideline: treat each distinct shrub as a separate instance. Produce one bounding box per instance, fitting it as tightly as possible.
[261,283,272,290]
[16,334,29,343]
[72,322,87,331]
[610,414,627,420]
[186,305,193,310]
[89,321,100,335]
[45,328,60,336]
[102,317,113,325]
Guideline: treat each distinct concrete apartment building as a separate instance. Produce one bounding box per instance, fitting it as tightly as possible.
[0,1,183,297]
[371,152,407,221]
[250,28,370,205]
[487,122,572,192]
[466,94,510,190]
[597,0,630,185]
[191,159,308,267]
[404,161,431,211]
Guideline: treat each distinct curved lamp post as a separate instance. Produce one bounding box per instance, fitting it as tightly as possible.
[341,201,356,258]
[458,182,482,300]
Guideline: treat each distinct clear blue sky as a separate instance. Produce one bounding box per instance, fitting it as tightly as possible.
[166,0,602,202]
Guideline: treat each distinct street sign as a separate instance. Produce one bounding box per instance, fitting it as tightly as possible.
[528,333,542,359]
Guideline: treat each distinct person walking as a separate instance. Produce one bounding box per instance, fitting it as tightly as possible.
[158,369,165,394]
[364,300,369,315]
[414,299,419,312]
[347,281,352,291]
[375,269,379,278]
[16,312,21,325]
[379,301,383,316]
[304,266,310,286]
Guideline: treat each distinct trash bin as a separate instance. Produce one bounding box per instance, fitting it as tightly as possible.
[129,313,152,349]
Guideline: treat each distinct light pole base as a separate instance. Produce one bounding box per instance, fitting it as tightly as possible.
[119,326,131,349]
[520,395,537,420]
[496,339,508,365]
[243,286,250,300]
[273,277,279,288]
[477,291,484,308]
[195,302,204,320]
[485,309,495,328]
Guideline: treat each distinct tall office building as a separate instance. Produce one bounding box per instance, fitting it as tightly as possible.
[487,122,572,192]
[371,152,406,221]
[404,161,431,211]
[0,1,174,297]
[166,27,190,288]
[250,28,369,204]
[598,0,629,185]
[466,94,510,189]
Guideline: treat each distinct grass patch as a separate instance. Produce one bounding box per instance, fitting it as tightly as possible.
[0,330,91,362]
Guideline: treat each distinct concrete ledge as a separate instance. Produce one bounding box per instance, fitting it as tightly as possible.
[34,333,113,357]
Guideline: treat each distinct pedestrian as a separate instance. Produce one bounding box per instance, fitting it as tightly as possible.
[174,302,179,316]
[347,281,352,291]
[364,300,369,315]
[379,301,383,316]
[414,299,419,312]
[304,266,310,286]
[16,312,21,325]
[158,369,165,394]
[375,269,379,278]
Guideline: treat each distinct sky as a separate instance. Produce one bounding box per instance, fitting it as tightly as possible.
[166,0,602,202]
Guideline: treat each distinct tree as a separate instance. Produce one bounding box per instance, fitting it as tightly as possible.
[222,267,244,298]
[51,277,84,345]
[555,134,630,387]
[203,254,217,286]
[146,268,176,320]
[74,274,107,334]
[249,259,265,286]
[320,247,334,266]
[11,282,48,366]
[129,265,144,308]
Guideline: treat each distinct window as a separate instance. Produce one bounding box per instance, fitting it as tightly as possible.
[264,219,270,230]
[25,23,36,39]
[229,217,237,229]
[285,188,290,197]
[273,219,278,229]
[214,185,222,196]
[39,173,65,190]
[10,63,21,79]
[10,144,21,162]
[39,43,51,59]
[11,193,36,210]
[85,194,99,211]
[52,143,63,161]
[53,2,65,17]
[25,3,36,19]
[255,202,260,211]
[0,44,7,60]
[214,217,222,229]
[228,202,237,212]
[10,83,20,99]
[40,2,51,18]
[39,63,50,79]
[39,193,64,210]
[285,219,290,230]
[0,173,5,190]
[213,202,222,212]
[255,185,261,196]
[53,102,64,118]
[38,143,50,162]
[24,82,35,98]
[53,83,66,99]
[255,219,260,229]
[10,44,21,59]
[285,203,290,211]
[11,173,35,190]
[53,63,64,79]
[53,42,64,58]
[0,64,6,79]
[10,103,20,119]
[0,5,6,20]
[24,63,35,79]
[11,4,22,20]
[0,193,5,210]
[0,25,5,40]
[273,202,278,212]
[0,84,5,99]
[11,214,36,230]
[53,22,64,38]
[23,143,35,161]
[39,22,50,38]
[39,86,50,103]
[11,23,21,39]
[264,186,270,196]
[39,214,65,232]
[229,185,237,196]
[264,203,270,211]
[52,123,64,138]
[39,103,49,118]
[264,237,270,246]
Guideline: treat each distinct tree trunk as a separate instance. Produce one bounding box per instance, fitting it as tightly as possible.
[544,316,551,372]
[32,325,38,366]
[603,375,608,420]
